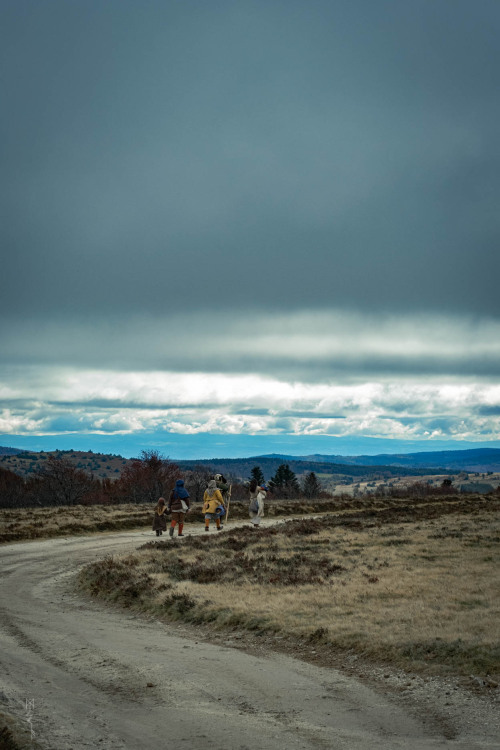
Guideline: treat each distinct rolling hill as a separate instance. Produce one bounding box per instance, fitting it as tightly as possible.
[1,445,497,482]
[287,448,500,472]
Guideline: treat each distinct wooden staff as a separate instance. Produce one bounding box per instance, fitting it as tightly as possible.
[225,484,232,524]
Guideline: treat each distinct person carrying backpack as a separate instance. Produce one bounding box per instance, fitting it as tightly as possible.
[203,480,224,532]
[248,479,267,527]
[168,479,190,538]
[213,473,229,527]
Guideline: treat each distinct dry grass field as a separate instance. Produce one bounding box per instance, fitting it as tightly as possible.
[0,504,153,543]
[0,497,360,544]
[0,501,277,544]
[78,494,500,679]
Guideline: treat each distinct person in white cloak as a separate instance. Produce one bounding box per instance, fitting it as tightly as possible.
[248,478,267,526]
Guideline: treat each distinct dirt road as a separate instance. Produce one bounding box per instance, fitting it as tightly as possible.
[0,526,498,749]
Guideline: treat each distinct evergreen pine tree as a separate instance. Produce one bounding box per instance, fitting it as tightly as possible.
[249,465,265,485]
[302,471,322,498]
[269,463,300,498]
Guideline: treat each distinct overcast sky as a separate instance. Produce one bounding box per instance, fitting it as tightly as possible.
[1,0,499,457]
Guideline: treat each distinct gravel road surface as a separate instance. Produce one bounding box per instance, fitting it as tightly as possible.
[0,525,498,749]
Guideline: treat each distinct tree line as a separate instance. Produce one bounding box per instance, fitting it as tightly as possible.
[0,451,328,509]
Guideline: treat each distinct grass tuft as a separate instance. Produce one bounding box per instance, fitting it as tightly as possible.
[0,725,19,750]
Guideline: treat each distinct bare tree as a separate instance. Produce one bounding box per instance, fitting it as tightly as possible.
[183,465,212,503]
[0,466,27,508]
[115,450,180,504]
[35,455,94,505]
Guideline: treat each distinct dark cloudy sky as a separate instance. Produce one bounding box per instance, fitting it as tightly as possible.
[1,0,499,457]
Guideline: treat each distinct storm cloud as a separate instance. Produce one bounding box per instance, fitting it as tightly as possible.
[1,1,499,454]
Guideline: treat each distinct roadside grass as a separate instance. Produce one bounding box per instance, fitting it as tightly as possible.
[77,495,500,679]
[0,724,19,750]
[0,501,263,543]
[0,712,41,750]
[0,505,153,543]
[0,499,341,544]
[0,491,487,544]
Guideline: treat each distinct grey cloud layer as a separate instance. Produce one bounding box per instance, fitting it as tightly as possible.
[2,310,500,380]
[2,1,500,319]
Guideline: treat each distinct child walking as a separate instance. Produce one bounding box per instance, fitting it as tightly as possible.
[152,497,167,536]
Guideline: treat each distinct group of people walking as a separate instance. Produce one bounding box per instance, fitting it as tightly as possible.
[152,473,267,537]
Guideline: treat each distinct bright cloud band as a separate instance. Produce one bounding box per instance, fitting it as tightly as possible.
[1,367,499,442]
[1,309,499,443]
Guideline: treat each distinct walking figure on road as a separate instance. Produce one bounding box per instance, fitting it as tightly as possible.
[248,479,267,527]
[168,479,190,538]
[152,497,167,537]
[213,473,229,527]
[203,480,224,532]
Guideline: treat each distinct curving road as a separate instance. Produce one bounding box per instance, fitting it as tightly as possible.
[0,527,498,749]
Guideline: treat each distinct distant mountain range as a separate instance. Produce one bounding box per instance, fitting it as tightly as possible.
[175,456,453,481]
[1,446,498,481]
[177,448,500,478]
[266,448,500,472]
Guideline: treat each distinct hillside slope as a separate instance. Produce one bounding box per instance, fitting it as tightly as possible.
[296,448,500,472]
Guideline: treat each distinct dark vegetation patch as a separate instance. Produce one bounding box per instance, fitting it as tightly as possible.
[0,725,19,750]
[77,554,155,607]
[140,526,348,588]
[0,715,40,750]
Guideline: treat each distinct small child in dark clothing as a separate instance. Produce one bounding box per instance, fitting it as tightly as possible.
[152,497,167,536]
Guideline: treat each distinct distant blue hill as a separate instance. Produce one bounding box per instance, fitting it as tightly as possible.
[2,443,499,473]
[260,448,500,472]
[2,432,500,461]
[0,446,24,456]
[176,455,454,480]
